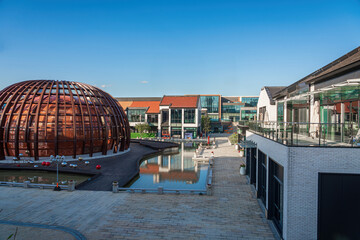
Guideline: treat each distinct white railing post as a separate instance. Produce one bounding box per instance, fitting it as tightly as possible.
[158,186,164,194]
[23,181,30,188]
[68,180,76,192]
[112,181,119,193]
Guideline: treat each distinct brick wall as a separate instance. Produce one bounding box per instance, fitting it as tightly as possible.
[246,131,360,240]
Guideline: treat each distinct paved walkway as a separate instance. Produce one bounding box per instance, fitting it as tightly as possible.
[0,137,274,239]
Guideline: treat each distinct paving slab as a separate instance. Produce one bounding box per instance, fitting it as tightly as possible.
[0,137,274,239]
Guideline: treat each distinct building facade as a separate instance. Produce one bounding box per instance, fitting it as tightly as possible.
[242,46,360,239]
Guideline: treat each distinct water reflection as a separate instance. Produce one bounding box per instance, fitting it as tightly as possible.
[130,143,208,190]
[0,170,90,185]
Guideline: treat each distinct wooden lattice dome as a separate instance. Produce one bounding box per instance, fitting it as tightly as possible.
[0,80,130,160]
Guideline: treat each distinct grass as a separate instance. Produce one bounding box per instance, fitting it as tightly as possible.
[131,133,156,139]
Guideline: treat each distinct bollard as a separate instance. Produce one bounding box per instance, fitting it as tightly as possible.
[158,186,164,195]
[112,181,119,193]
[24,181,30,188]
[206,185,212,196]
[68,180,76,192]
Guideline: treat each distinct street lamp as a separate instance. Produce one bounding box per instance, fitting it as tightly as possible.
[52,155,62,191]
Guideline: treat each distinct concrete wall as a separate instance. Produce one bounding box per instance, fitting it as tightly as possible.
[247,131,360,240]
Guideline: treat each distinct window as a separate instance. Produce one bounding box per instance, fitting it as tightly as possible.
[147,114,158,123]
[277,103,284,122]
[171,109,182,123]
[200,96,219,113]
[184,109,195,123]
[127,109,146,122]
[242,97,259,107]
[241,110,257,120]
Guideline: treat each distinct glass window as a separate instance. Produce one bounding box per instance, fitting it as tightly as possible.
[171,109,182,123]
[147,114,158,123]
[241,109,257,121]
[127,109,146,122]
[277,103,284,122]
[184,109,195,123]
[200,96,219,113]
[241,97,259,107]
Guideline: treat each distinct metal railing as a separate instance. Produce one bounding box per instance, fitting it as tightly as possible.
[243,120,360,147]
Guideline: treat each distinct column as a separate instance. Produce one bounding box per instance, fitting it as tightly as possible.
[181,109,185,139]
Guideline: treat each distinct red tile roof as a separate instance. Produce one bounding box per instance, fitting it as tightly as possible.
[129,101,160,114]
[160,96,198,108]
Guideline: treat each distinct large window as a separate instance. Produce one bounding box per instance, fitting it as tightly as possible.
[277,103,284,122]
[184,109,195,123]
[222,105,241,113]
[127,109,146,122]
[241,109,257,120]
[171,109,182,123]
[242,97,259,107]
[147,114,158,123]
[200,96,219,113]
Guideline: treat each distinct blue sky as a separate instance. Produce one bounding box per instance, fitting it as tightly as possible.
[1,0,360,97]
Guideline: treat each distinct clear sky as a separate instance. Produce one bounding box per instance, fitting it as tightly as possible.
[1,0,360,97]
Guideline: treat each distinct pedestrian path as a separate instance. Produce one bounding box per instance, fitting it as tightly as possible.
[0,137,274,239]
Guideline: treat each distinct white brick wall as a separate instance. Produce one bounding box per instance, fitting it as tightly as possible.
[246,131,360,240]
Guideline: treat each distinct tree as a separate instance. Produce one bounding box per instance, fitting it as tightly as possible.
[135,123,151,138]
[201,115,211,137]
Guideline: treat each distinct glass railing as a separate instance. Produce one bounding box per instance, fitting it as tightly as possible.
[243,121,360,147]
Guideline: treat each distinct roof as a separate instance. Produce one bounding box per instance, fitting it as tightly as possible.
[115,97,162,101]
[129,101,160,114]
[160,96,199,108]
[118,101,133,110]
[221,96,240,103]
[274,46,360,98]
[263,86,286,105]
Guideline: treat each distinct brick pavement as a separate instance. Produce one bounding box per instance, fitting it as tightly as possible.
[0,137,274,239]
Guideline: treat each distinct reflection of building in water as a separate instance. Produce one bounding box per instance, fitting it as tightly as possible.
[139,143,200,184]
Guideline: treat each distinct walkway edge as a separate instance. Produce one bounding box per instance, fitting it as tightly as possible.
[0,220,87,240]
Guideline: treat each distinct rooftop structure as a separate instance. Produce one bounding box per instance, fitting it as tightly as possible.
[0,80,130,160]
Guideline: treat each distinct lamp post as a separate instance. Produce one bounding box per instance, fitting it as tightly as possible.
[52,155,62,191]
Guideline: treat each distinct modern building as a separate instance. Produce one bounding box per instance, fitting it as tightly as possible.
[221,96,259,122]
[118,96,201,138]
[0,80,130,160]
[159,95,201,138]
[242,46,360,239]
[117,97,162,134]
[199,95,222,132]
[240,96,259,121]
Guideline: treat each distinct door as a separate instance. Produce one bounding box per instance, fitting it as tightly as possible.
[318,173,360,239]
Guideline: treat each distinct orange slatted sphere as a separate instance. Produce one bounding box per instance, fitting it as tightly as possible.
[0,80,130,160]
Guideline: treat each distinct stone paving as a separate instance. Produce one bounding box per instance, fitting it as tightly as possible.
[0,137,274,239]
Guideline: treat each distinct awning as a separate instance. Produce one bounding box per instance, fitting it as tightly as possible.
[239,140,257,148]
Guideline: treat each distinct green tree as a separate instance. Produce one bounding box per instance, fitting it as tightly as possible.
[135,123,151,138]
[201,115,211,137]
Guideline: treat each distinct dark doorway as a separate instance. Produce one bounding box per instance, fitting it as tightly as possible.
[246,147,257,185]
[269,159,284,236]
[258,150,267,205]
[318,173,360,240]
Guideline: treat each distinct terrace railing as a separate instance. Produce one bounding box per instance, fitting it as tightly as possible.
[242,120,360,147]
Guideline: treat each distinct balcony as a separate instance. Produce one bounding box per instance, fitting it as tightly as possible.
[242,121,360,147]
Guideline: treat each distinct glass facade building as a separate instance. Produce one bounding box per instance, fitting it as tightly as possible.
[241,97,259,107]
[200,96,219,114]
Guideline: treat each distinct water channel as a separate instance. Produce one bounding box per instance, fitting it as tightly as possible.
[127,142,209,190]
